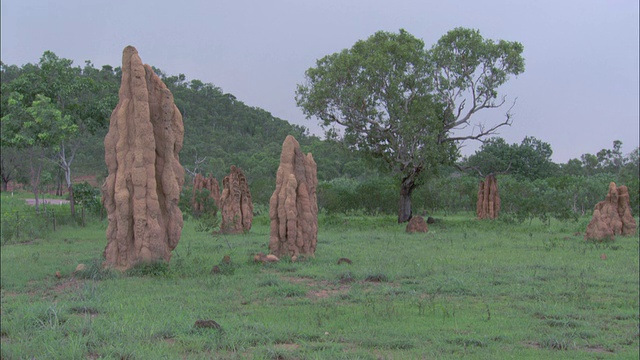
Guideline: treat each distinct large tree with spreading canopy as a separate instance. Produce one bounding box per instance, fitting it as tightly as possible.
[296,28,525,222]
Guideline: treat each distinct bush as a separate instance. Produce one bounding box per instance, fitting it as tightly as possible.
[317,176,396,215]
[72,182,102,216]
[1,209,51,244]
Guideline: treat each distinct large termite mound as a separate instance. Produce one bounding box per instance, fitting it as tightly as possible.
[192,173,220,215]
[219,166,253,233]
[102,46,185,270]
[585,182,637,241]
[476,174,500,220]
[269,135,318,257]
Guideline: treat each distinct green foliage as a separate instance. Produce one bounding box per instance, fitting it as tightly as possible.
[125,260,171,277]
[73,259,117,281]
[413,171,479,214]
[179,186,221,232]
[1,93,76,149]
[317,176,397,215]
[464,136,557,180]
[72,181,102,215]
[194,211,221,234]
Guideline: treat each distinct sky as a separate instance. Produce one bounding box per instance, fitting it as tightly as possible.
[1,0,638,163]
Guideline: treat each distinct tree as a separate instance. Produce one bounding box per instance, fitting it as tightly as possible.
[465,136,556,180]
[2,52,115,215]
[52,59,116,215]
[512,136,557,180]
[296,28,525,222]
[596,140,625,174]
[0,146,23,191]
[580,153,599,176]
[1,93,77,210]
[461,137,512,176]
[561,158,584,177]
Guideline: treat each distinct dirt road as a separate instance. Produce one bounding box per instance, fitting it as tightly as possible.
[25,199,70,206]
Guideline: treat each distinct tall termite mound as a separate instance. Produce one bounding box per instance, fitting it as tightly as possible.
[269,135,318,257]
[219,166,253,233]
[476,174,500,220]
[585,182,637,241]
[102,46,185,270]
[192,173,220,214]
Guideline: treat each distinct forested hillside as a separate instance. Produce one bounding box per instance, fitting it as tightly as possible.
[1,52,638,220]
[0,52,377,206]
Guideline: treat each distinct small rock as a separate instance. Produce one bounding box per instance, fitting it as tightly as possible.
[211,265,221,274]
[253,253,280,263]
[264,254,280,263]
[75,264,86,272]
[254,252,266,263]
[222,255,231,264]
[55,271,62,279]
[600,253,607,260]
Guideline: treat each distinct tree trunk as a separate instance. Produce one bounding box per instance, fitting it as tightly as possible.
[56,174,63,196]
[30,162,41,212]
[68,184,75,217]
[58,140,78,217]
[398,175,417,223]
[64,168,75,217]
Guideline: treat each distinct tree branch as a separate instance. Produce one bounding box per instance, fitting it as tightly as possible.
[443,98,516,143]
[184,152,207,178]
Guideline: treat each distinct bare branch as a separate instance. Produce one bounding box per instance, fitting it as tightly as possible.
[456,161,511,178]
[455,164,485,178]
[443,97,517,143]
[184,151,207,178]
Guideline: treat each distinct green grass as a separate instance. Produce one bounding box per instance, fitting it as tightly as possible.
[1,205,638,359]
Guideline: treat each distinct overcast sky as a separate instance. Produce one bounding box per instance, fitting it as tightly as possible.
[2,0,638,163]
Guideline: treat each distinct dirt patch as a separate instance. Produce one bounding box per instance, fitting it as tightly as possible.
[25,277,84,298]
[274,343,300,351]
[50,278,82,294]
[282,276,351,299]
[584,345,614,353]
[522,341,614,353]
[69,306,100,318]
[308,286,351,299]
[521,341,541,349]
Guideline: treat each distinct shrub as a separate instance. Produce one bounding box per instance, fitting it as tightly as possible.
[73,182,102,216]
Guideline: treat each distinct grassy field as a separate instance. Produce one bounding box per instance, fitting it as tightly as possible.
[1,197,638,359]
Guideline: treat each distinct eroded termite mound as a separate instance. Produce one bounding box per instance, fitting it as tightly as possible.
[102,46,185,270]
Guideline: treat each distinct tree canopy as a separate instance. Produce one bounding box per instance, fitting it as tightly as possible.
[463,136,557,180]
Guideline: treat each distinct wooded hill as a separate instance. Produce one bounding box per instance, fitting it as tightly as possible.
[1,53,638,219]
[0,54,378,206]
[153,69,382,205]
